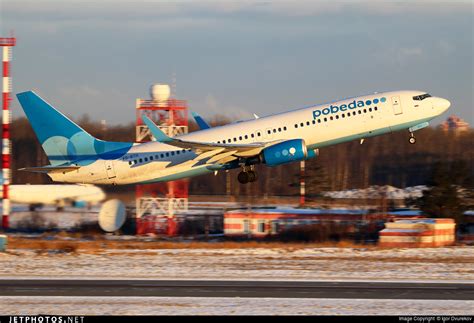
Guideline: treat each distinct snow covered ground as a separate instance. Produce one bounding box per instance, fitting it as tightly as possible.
[1,246,473,282]
[323,185,427,199]
[2,296,473,315]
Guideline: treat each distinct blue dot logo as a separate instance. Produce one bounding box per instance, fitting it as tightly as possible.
[365,100,372,105]
[373,98,379,104]
[380,97,386,103]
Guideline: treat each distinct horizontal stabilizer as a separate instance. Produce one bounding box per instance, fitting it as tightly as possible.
[19,165,80,173]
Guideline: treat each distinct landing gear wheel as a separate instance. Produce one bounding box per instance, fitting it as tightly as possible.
[409,136,416,144]
[247,170,258,182]
[238,171,250,184]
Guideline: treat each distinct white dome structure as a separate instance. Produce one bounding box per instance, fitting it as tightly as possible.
[150,84,171,102]
[98,199,126,232]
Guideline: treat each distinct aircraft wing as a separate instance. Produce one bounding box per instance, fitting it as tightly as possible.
[142,115,280,158]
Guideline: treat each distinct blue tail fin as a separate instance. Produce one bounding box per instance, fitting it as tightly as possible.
[17,91,132,166]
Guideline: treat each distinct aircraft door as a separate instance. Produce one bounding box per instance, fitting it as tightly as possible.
[392,96,402,115]
[105,160,116,179]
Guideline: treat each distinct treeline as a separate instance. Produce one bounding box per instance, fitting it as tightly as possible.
[7,115,474,197]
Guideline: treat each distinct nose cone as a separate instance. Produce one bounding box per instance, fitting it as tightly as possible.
[434,97,451,114]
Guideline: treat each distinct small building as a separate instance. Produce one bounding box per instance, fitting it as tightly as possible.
[379,218,455,248]
[439,115,470,133]
[224,208,403,238]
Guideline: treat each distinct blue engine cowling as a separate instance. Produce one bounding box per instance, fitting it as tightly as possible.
[72,200,88,208]
[262,139,316,166]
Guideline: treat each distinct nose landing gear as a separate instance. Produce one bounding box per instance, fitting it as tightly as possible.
[409,132,416,144]
[237,166,258,184]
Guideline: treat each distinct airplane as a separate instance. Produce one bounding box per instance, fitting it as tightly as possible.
[1,175,105,210]
[16,90,450,185]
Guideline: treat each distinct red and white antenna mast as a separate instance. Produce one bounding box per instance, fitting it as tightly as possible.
[0,36,16,230]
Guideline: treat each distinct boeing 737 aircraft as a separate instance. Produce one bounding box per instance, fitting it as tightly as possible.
[16,90,450,185]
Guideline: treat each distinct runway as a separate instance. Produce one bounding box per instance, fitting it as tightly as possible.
[0,280,473,300]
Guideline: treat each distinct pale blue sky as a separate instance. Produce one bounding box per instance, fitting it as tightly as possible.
[1,0,473,125]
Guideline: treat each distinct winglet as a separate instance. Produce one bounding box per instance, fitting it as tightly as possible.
[142,115,173,143]
[191,112,211,130]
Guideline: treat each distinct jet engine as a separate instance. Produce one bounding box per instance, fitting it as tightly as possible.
[261,139,317,166]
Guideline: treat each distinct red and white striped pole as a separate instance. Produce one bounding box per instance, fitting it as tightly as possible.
[299,160,305,207]
[1,37,15,230]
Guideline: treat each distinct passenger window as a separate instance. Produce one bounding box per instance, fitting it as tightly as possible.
[251,134,254,138]
[139,159,143,163]
[166,153,169,157]
[245,135,248,139]
[318,119,321,123]
[295,124,298,128]
[330,116,333,120]
[336,115,339,119]
[283,126,287,131]
[239,136,242,140]
[306,121,310,126]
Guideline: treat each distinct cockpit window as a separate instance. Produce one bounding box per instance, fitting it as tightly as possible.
[413,93,431,101]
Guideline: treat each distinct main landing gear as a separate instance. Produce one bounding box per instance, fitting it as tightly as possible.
[409,132,416,144]
[237,166,258,184]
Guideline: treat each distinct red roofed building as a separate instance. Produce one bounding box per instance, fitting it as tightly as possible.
[439,115,470,133]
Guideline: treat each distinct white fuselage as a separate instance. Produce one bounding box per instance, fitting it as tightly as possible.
[49,90,450,185]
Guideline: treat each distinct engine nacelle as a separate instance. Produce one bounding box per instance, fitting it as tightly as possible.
[72,200,87,208]
[262,139,314,166]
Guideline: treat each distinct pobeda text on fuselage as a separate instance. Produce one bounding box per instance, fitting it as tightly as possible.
[16,90,450,185]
